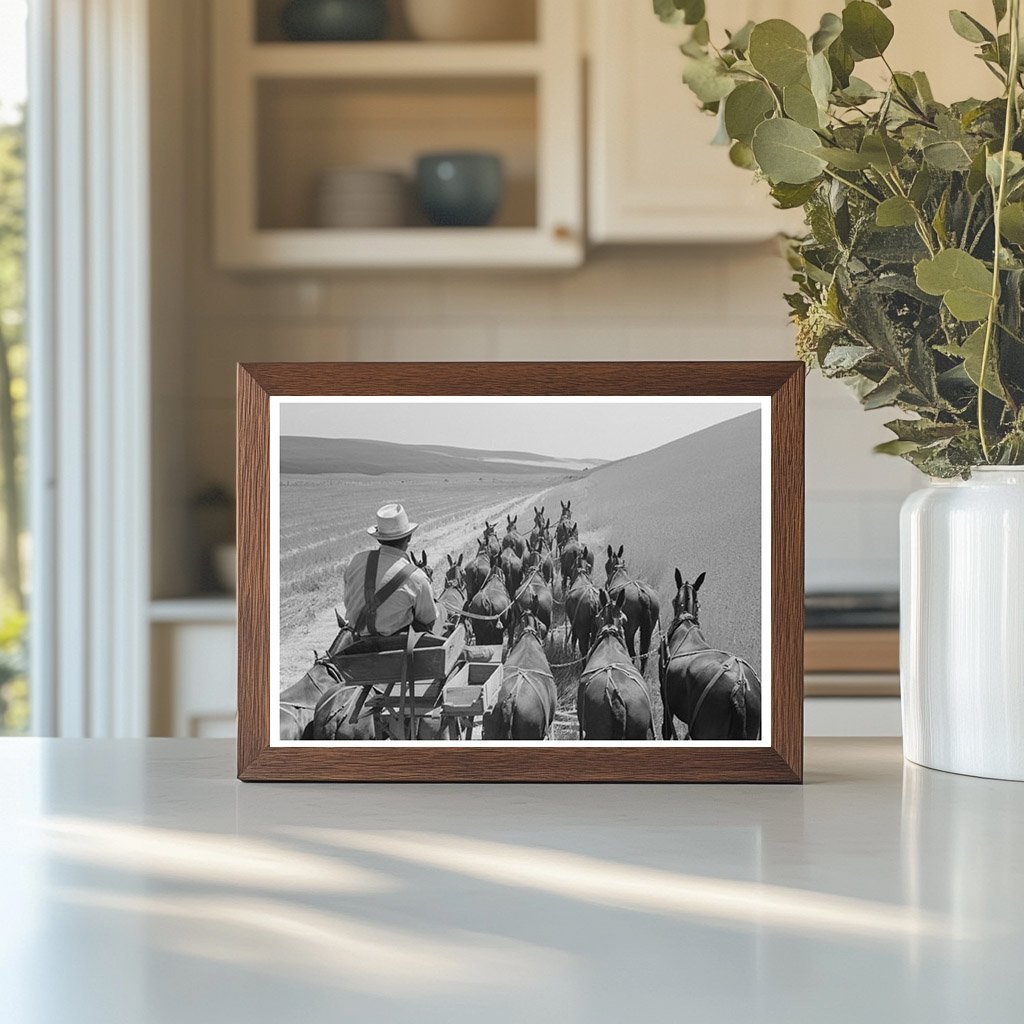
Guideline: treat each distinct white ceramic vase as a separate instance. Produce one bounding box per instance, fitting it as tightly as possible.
[901,467,1024,780]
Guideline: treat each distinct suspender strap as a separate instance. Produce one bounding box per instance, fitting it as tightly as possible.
[356,550,419,635]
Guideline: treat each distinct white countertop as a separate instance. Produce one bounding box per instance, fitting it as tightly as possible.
[0,738,1019,1023]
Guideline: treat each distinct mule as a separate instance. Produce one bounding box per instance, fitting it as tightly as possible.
[563,553,602,661]
[577,589,655,740]
[499,544,524,599]
[464,557,511,645]
[437,554,469,637]
[482,597,556,740]
[604,545,661,674]
[529,507,550,550]
[512,563,553,639]
[522,534,555,587]
[559,527,593,594]
[412,550,432,582]
[501,514,526,558]
[465,539,492,602]
[481,520,501,558]
[659,569,762,741]
[279,613,376,741]
[555,500,573,553]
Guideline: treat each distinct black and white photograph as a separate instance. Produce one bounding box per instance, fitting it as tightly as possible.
[271,396,770,745]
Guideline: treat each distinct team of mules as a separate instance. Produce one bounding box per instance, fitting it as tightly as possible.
[281,498,761,743]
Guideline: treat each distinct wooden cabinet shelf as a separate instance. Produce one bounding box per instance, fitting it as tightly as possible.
[249,42,545,78]
[212,0,582,269]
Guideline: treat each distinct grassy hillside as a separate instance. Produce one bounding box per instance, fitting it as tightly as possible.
[281,436,601,476]
[537,412,763,673]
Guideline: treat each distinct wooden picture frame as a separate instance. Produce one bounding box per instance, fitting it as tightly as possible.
[237,362,804,782]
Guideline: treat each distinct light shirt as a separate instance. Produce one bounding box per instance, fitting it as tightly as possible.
[342,545,438,637]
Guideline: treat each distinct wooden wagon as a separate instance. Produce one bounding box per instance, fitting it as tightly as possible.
[330,630,504,740]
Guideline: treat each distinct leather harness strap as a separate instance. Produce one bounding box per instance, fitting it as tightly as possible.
[687,658,736,740]
[356,550,418,636]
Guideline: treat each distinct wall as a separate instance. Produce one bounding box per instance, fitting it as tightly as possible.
[155,0,919,599]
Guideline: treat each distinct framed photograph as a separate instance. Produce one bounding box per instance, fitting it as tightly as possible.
[237,362,804,782]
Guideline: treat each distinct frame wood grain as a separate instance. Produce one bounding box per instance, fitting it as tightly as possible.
[237,362,804,782]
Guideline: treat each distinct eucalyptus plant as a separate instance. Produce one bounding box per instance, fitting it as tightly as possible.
[657,0,1024,476]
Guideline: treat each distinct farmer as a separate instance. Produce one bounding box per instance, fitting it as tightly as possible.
[342,503,438,638]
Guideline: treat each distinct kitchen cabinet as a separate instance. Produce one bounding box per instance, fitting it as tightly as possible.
[587,0,998,244]
[211,0,583,269]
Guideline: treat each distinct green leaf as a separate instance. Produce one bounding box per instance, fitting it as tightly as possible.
[724,20,755,53]
[939,326,1006,398]
[653,0,705,26]
[876,197,918,228]
[682,57,736,104]
[771,180,820,209]
[1000,203,1024,245]
[814,146,872,170]
[729,140,757,169]
[860,133,904,173]
[875,439,922,455]
[827,35,856,88]
[837,76,879,104]
[915,249,994,322]
[723,81,775,144]
[913,71,935,104]
[967,144,991,193]
[842,1,895,59]
[863,374,903,409]
[909,164,933,205]
[810,12,843,54]
[923,140,972,171]
[748,20,809,86]
[986,150,1024,191]
[751,118,828,184]
[948,10,994,44]
[808,51,833,108]
[784,80,824,129]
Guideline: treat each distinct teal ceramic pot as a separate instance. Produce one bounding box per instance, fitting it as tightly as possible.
[281,0,388,41]
[415,153,505,227]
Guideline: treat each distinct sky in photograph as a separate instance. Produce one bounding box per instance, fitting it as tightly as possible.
[280,399,761,462]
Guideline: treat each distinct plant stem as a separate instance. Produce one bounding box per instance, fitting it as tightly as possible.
[979,0,1021,462]
[822,167,880,205]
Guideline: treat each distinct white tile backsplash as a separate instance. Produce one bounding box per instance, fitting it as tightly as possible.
[181,251,917,593]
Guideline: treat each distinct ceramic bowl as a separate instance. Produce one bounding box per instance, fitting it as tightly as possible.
[415,152,504,228]
[281,0,388,42]
[316,168,407,228]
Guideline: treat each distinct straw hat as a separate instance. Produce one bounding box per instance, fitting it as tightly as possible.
[367,502,418,541]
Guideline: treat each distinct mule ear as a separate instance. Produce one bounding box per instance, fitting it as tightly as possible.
[607,544,613,558]
[617,544,624,558]
[694,571,706,592]
[616,588,627,610]
[675,568,683,590]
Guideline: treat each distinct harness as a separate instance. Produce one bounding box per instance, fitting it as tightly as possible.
[661,615,758,740]
[355,549,418,636]
[580,628,655,723]
[502,627,556,736]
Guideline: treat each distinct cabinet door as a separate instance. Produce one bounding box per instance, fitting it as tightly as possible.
[588,0,811,243]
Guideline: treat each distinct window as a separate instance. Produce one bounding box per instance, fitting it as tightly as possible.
[0,0,28,734]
